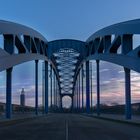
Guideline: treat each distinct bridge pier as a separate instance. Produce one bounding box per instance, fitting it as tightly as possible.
[86,61,90,114]
[124,67,131,119]
[96,60,100,116]
[6,67,13,119]
[35,60,39,115]
[44,61,48,114]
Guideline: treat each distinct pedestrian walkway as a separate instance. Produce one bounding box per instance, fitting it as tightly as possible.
[0,112,44,125]
[88,113,140,126]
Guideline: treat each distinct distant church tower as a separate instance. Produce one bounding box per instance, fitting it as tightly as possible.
[20,88,25,107]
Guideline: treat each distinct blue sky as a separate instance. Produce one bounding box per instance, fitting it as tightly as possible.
[0,0,140,107]
[0,0,140,41]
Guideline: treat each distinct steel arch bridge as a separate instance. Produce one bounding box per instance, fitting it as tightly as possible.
[0,19,140,120]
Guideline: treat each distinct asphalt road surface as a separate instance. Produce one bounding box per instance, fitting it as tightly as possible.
[0,113,140,140]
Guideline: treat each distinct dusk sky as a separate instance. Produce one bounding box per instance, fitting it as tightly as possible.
[0,0,140,107]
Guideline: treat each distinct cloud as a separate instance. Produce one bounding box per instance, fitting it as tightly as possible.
[100,69,109,73]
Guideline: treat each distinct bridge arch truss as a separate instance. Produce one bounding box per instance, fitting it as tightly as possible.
[0,19,140,119]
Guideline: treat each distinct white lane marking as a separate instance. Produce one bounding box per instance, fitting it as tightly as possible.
[65,120,68,140]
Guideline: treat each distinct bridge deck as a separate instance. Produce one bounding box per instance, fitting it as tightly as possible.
[0,113,139,140]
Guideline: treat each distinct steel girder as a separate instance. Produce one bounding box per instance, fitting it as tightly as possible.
[48,40,87,97]
[52,48,80,95]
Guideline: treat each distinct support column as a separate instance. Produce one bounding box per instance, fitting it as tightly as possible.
[50,65,52,107]
[59,88,61,108]
[90,62,93,109]
[96,60,100,116]
[53,74,55,106]
[77,77,79,109]
[6,67,13,119]
[71,96,73,110]
[56,78,58,106]
[73,85,76,110]
[86,61,90,113]
[76,80,78,109]
[124,67,131,119]
[44,61,48,114]
[79,72,81,110]
[42,62,45,114]
[55,77,57,106]
[60,96,62,109]
[82,65,84,109]
[35,60,39,115]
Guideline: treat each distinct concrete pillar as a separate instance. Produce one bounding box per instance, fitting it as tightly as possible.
[96,60,100,116]
[35,60,39,115]
[44,61,48,114]
[6,67,13,119]
[124,67,131,119]
[86,61,90,113]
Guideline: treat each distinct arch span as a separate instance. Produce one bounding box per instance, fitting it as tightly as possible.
[0,19,140,120]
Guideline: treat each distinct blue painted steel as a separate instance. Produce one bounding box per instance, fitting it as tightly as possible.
[76,81,78,109]
[50,65,53,107]
[81,65,84,109]
[1,19,140,119]
[96,60,100,116]
[48,39,86,59]
[0,20,47,42]
[35,60,38,115]
[87,19,140,42]
[54,74,55,106]
[124,68,132,119]
[86,61,90,113]
[79,73,81,109]
[90,62,93,108]
[6,68,13,119]
[45,61,48,114]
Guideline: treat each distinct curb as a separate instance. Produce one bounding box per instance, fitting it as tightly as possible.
[83,114,140,127]
[0,115,47,127]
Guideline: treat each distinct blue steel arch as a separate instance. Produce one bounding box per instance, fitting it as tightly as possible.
[48,39,87,58]
[0,20,53,118]
[0,20,49,71]
[47,40,87,99]
[0,19,140,120]
[86,19,140,73]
